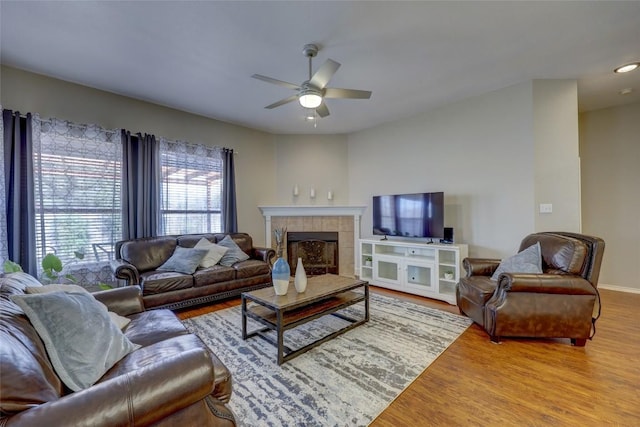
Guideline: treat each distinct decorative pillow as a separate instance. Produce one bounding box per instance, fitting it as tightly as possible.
[26,283,88,295]
[26,284,131,330]
[3,271,44,288]
[217,235,250,267]
[194,238,229,268]
[157,246,209,274]
[491,242,543,281]
[10,291,140,392]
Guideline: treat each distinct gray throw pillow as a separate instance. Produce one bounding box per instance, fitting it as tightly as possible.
[491,242,543,281]
[217,235,250,267]
[194,237,229,268]
[157,246,209,274]
[10,291,140,392]
[26,283,131,330]
[3,271,44,288]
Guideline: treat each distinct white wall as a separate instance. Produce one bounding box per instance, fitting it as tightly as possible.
[533,80,581,232]
[2,66,585,263]
[1,66,276,245]
[348,80,582,258]
[271,134,349,205]
[579,102,640,291]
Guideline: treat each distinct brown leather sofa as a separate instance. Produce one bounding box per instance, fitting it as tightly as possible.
[456,232,605,346]
[111,233,274,310]
[0,273,236,426]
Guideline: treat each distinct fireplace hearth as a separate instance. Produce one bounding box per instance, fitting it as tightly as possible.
[287,231,339,276]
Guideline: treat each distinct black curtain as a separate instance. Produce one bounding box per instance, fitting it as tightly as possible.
[222,148,237,233]
[2,110,37,275]
[121,130,160,239]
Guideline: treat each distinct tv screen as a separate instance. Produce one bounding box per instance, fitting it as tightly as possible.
[373,192,444,239]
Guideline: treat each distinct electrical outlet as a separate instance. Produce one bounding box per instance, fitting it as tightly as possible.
[539,203,553,214]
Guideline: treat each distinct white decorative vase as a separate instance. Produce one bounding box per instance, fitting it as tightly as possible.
[294,257,307,293]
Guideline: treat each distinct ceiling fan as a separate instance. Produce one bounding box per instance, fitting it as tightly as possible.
[251,44,372,118]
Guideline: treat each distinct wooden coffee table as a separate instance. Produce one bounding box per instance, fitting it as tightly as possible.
[241,274,369,365]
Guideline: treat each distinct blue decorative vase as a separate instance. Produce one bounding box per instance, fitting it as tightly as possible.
[272,256,290,296]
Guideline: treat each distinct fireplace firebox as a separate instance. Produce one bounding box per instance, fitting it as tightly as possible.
[286,232,339,276]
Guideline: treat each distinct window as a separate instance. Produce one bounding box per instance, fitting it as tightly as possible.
[33,118,122,265]
[159,139,223,235]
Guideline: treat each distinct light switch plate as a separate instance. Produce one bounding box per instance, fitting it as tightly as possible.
[539,203,553,214]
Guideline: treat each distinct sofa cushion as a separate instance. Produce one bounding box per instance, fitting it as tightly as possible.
[520,233,588,275]
[121,236,178,272]
[176,233,218,248]
[194,238,229,268]
[157,246,208,274]
[124,309,190,347]
[491,242,542,281]
[217,235,250,266]
[10,291,140,392]
[99,333,233,404]
[1,274,64,414]
[140,271,194,295]
[193,265,236,287]
[234,259,271,279]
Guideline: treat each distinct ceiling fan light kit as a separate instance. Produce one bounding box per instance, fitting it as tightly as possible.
[251,43,372,120]
[299,90,323,109]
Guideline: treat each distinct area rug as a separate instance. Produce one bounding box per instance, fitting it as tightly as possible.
[183,292,471,427]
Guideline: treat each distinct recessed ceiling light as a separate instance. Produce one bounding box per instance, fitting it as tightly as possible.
[614,62,640,73]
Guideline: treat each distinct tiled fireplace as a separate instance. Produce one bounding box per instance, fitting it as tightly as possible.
[259,206,366,277]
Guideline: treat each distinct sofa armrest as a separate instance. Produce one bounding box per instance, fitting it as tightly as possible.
[110,258,140,285]
[93,286,145,316]
[4,347,215,427]
[497,273,598,295]
[463,258,501,277]
[253,246,276,265]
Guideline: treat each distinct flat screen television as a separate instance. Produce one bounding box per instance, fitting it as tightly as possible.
[372,192,444,239]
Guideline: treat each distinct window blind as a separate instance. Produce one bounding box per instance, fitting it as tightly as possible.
[159,139,223,235]
[33,119,122,265]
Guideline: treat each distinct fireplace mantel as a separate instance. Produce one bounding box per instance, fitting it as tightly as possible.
[259,205,366,218]
[259,205,367,276]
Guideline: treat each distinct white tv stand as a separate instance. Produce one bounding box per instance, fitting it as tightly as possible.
[359,238,468,305]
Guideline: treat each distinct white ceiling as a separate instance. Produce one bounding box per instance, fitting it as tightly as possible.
[1,1,639,135]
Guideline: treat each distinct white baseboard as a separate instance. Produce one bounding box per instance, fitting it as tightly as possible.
[598,284,640,294]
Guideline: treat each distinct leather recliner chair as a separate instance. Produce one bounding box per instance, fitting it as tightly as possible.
[456,232,605,346]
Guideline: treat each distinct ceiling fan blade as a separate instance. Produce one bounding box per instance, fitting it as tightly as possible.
[265,95,299,109]
[309,59,341,89]
[324,88,372,99]
[251,74,300,90]
[316,103,330,118]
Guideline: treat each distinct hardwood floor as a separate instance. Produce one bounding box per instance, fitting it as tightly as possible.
[176,287,640,426]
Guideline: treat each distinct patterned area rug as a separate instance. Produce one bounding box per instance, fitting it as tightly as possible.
[183,292,471,427]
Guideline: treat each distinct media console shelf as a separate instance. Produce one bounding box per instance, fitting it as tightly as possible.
[359,238,468,305]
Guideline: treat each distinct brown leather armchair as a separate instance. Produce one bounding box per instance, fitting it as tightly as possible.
[456,232,605,346]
